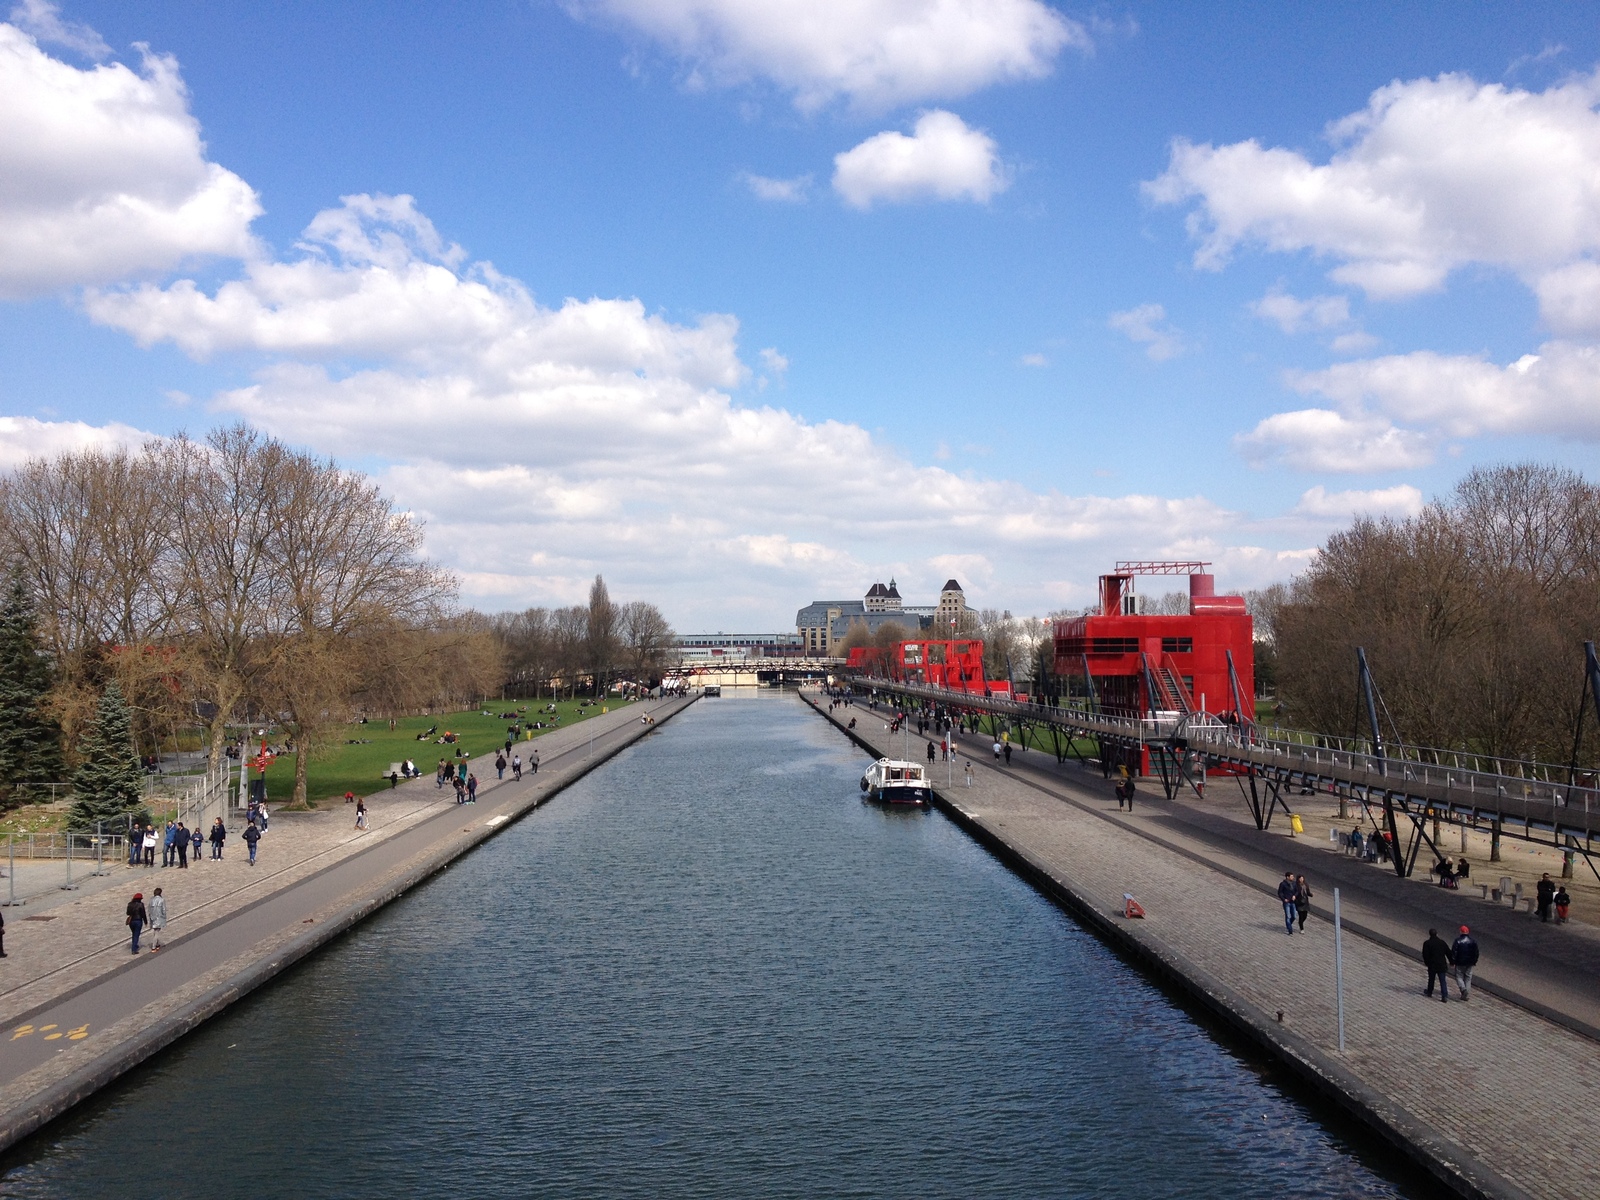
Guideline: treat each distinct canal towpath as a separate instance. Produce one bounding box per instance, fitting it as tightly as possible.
[806,689,1600,1200]
[0,694,695,1153]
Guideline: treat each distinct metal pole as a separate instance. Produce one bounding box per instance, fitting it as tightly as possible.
[93,820,105,876]
[62,830,77,891]
[1334,887,1346,1053]
[5,836,13,906]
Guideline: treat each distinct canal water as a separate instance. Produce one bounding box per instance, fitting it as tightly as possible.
[0,695,1420,1198]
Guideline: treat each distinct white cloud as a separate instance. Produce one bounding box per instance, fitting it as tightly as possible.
[0,414,150,469]
[568,0,1086,112]
[1108,303,1185,361]
[1288,342,1600,440]
[1293,484,1424,519]
[1147,69,1600,309]
[832,110,1007,209]
[740,171,811,202]
[9,0,108,57]
[1019,352,1047,367]
[1329,330,1380,354]
[1250,287,1349,334]
[1235,408,1433,473]
[758,346,788,373]
[1534,259,1600,337]
[0,22,260,298]
[64,191,1317,620]
[1238,340,1600,472]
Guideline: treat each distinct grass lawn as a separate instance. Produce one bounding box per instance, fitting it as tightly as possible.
[254,696,639,806]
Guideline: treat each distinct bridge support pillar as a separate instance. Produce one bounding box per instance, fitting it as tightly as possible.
[1490,819,1502,863]
[1563,836,1577,879]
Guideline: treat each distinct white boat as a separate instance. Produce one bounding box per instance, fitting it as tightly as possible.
[859,758,932,805]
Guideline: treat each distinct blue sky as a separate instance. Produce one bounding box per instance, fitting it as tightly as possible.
[3,1,1599,630]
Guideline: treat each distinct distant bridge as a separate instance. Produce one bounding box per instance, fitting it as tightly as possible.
[669,657,842,687]
[849,675,1600,881]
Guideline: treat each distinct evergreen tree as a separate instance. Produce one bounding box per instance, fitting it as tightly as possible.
[0,572,64,796]
[69,681,144,828]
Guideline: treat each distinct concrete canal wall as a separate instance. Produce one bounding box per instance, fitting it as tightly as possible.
[0,695,698,1155]
[802,690,1571,1200]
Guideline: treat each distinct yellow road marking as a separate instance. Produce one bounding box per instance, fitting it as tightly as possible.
[10,1026,32,1040]
[43,1033,61,1041]
[67,1025,88,1040]
[38,1025,56,1032]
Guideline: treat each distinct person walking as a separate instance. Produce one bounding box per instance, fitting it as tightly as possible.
[209,817,225,860]
[1555,884,1571,923]
[1295,875,1313,932]
[148,887,167,952]
[495,753,507,780]
[1537,873,1556,922]
[963,760,973,786]
[257,802,269,833]
[531,749,540,775]
[926,741,936,764]
[1422,928,1453,1001]
[191,826,203,864]
[454,777,466,804]
[466,773,478,803]
[241,820,260,866]
[1451,925,1479,1001]
[354,798,368,830]
[174,823,189,869]
[127,825,142,867]
[1003,742,1013,765]
[126,892,148,954]
[141,826,157,867]
[0,909,6,958]
[1276,872,1298,935]
[992,740,1002,760]
[162,821,178,868]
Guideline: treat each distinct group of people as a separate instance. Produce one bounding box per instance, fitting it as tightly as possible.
[127,818,231,868]
[1344,825,1394,864]
[492,749,538,781]
[1432,856,1471,888]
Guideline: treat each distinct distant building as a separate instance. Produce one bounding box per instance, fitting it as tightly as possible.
[675,633,804,662]
[936,579,967,629]
[796,578,962,655]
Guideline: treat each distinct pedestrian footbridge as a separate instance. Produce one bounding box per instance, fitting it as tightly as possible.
[849,676,1600,882]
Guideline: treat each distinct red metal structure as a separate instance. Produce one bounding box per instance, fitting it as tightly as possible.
[847,639,1012,697]
[1053,561,1254,726]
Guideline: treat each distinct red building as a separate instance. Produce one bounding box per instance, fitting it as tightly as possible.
[847,639,1012,697]
[1052,562,1253,719]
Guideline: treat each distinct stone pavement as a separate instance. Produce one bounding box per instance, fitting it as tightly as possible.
[809,690,1599,1200]
[0,695,694,1150]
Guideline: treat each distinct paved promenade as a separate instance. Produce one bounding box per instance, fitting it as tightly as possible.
[807,690,1599,1200]
[0,695,695,1152]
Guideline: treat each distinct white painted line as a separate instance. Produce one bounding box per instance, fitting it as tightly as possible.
[484,815,509,827]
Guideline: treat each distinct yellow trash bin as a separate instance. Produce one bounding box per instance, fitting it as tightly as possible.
[1289,813,1304,836]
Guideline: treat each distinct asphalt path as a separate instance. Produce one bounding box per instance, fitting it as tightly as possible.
[0,701,683,1085]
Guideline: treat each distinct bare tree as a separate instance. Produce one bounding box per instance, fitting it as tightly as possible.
[260,448,454,806]
[618,600,674,683]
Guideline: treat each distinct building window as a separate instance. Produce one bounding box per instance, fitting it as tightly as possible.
[1161,637,1193,654]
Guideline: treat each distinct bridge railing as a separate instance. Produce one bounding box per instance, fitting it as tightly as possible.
[850,675,1600,834]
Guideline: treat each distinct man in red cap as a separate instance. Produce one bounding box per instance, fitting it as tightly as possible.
[1451,925,1480,1001]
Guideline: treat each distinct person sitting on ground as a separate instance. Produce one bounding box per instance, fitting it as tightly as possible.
[1554,884,1571,923]
[1349,827,1364,857]
[1455,857,1470,885]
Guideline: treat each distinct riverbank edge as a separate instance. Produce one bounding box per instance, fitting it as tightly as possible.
[803,692,1529,1200]
[0,695,698,1156]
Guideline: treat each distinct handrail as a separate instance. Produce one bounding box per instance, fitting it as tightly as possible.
[847,675,1600,833]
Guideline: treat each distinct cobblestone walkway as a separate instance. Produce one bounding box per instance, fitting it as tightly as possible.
[816,692,1599,1200]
